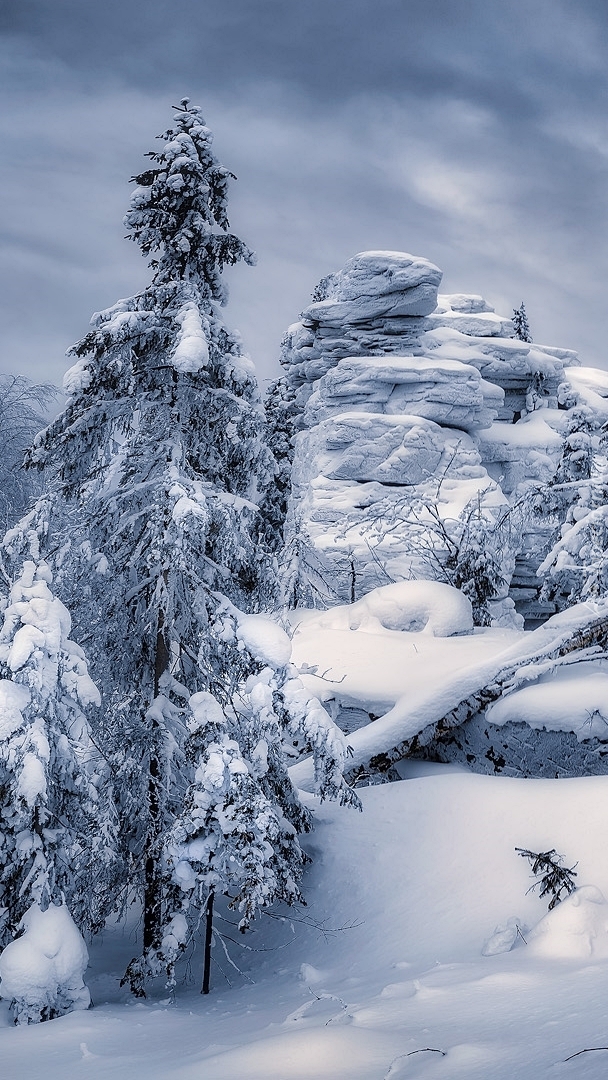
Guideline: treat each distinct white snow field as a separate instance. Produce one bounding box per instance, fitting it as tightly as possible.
[3,588,608,1077]
[4,771,608,1078]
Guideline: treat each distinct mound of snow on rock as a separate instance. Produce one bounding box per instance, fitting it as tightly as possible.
[303,580,473,637]
[0,902,90,1021]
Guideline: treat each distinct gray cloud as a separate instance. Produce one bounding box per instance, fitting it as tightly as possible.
[1,2,608,391]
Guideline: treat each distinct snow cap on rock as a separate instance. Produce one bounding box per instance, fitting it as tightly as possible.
[304,580,474,638]
[301,250,443,326]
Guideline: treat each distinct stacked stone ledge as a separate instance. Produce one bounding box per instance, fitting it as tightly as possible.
[281,250,604,622]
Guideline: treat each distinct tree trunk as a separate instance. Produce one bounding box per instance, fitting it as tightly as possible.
[143,616,171,955]
[201,889,214,995]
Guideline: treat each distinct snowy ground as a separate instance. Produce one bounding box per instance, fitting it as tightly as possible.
[5,765,608,1078]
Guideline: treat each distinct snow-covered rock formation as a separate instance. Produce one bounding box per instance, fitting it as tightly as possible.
[280,250,603,624]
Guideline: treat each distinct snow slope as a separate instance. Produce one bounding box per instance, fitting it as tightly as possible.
[2,587,608,1076]
[4,769,608,1078]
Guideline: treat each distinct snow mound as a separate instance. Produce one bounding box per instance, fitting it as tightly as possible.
[486,663,608,742]
[237,615,292,669]
[526,886,608,960]
[303,581,473,637]
[0,902,90,1022]
[482,916,527,956]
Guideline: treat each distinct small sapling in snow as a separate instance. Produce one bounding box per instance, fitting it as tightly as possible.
[516,847,578,910]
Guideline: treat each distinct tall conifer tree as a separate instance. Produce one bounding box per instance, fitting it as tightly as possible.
[25,100,272,974]
[20,101,356,992]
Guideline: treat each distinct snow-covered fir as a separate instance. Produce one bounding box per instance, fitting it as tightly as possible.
[2,101,608,1080]
[1,100,354,1003]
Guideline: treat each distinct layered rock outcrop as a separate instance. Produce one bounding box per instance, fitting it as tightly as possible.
[281,250,599,623]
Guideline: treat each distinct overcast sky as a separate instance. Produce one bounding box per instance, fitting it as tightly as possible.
[1,0,608,389]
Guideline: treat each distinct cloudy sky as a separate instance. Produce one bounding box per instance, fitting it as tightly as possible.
[1,0,608,389]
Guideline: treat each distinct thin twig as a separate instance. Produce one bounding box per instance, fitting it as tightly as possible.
[384,1048,446,1078]
[564,1048,608,1062]
[215,932,255,984]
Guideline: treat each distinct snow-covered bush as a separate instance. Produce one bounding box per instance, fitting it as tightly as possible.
[0,902,89,1024]
[516,847,578,911]
[539,447,608,607]
[353,489,522,627]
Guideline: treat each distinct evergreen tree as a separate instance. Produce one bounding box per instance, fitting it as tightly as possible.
[0,559,101,950]
[24,100,273,981]
[555,407,594,484]
[539,422,608,608]
[12,100,356,997]
[512,302,532,343]
[257,376,300,593]
[160,608,359,993]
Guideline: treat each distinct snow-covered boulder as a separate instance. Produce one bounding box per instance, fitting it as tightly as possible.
[420,327,571,420]
[280,248,608,623]
[302,251,443,326]
[309,412,446,486]
[288,425,510,604]
[281,250,443,393]
[0,902,90,1024]
[297,411,489,492]
[428,294,514,338]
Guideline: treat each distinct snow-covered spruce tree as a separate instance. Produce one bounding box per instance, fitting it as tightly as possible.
[512,301,532,343]
[25,100,275,983]
[162,609,359,992]
[0,558,100,1021]
[538,419,608,608]
[257,377,300,598]
[555,406,594,485]
[538,470,608,607]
